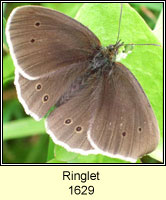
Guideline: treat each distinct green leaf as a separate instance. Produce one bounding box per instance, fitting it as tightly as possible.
[55,145,78,162]
[3,3,7,15]
[41,3,83,18]
[3,135,48,163]
[47,158,66,163]
[54,146,140,163]
[3,17,8,49]
[3,118,45,140]
[3,100,25,123]
[75,3,163,162]
[69,154,129,163]
[47,139,55,161]
[3,54,15,85]
[140,155,162,163]
[25,135,49,163]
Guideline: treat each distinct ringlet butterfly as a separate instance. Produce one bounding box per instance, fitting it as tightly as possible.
[6,3,160,162]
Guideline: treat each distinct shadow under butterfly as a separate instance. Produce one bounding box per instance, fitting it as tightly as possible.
[6,4,160,162]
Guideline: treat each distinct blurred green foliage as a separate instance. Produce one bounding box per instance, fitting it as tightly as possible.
[3,3,163,164]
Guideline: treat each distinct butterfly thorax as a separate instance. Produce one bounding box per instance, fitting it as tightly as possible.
[107,40,124,62]
[90,40,124,74]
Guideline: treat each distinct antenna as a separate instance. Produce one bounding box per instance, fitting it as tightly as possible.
[115,4,160,48]
[116,3,123,43]
[124,43,160,47]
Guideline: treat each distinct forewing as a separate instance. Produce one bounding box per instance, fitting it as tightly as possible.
[6,6,101,79]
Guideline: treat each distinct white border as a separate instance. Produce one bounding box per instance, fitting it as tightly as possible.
[87,130,137,163]
[45,120,100,156]
[14,70,41,121]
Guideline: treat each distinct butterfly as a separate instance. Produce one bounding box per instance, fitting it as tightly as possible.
[6,4,160,162]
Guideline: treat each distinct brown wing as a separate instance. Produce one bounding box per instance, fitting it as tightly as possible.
[15,60,90,120]
[45,76,99,153]
[6,6,101,79]
[44,62,159,161]
[88,63,159,162]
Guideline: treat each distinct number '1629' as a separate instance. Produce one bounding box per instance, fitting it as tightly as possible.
[69,185,94,195]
